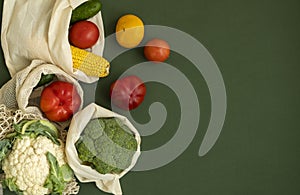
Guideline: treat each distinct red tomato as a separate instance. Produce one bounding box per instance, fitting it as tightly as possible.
[144,38,170,62]
[110,75,146,110]
[40,81,81,122]
[69,21,100,49]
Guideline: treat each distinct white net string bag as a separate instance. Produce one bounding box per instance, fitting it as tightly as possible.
[1,0,105,83]
[0,104,42,140]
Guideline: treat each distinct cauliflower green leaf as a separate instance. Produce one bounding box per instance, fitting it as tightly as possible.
[44,152,72,195]
[3,178,23,195]
[0,139,11,163]
[13,120,60,145]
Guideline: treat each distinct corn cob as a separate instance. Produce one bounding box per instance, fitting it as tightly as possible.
[71,45,110,77]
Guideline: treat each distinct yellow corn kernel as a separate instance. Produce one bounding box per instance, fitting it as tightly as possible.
[71,46,110,77]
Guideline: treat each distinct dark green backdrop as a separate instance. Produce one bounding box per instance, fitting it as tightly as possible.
[1,0,300,194]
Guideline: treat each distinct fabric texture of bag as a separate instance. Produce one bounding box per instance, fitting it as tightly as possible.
[1,0,105,83]
[65,103,141,195]
[0,59,84,130]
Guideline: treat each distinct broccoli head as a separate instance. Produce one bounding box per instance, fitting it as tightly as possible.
[75,118,138,174]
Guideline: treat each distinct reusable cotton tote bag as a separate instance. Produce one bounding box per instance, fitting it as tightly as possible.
[66,103,141,195]
[1,0,105,83]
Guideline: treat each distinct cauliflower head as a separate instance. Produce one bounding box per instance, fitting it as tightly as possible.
[2,136,65,195]
[0,119,76,195]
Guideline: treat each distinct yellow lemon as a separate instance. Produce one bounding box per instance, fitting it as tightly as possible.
[116,14,144,48]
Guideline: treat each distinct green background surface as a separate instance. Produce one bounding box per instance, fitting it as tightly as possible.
[1,0,300,194]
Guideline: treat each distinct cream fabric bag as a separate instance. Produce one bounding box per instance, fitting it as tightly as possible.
[66,103,141,195]
[0,59,84,130]
[1,0,105,83]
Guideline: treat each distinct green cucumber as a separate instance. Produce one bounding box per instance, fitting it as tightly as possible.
[70,0,102,24]
[36,74,55,88]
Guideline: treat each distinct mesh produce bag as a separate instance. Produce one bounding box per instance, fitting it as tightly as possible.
[1,0,105,83]
[0,59,84,130]
[0,104,41,140]
[65,103,141,195]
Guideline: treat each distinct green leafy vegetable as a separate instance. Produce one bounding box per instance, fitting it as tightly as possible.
[60,164,74,182]
[13,120,60,145]
[75,117,138,174]
[35,74,55,88]
[44,152,68,195]
[3,178,23,195]
[0,139,12,174]
[0,139,11,162]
